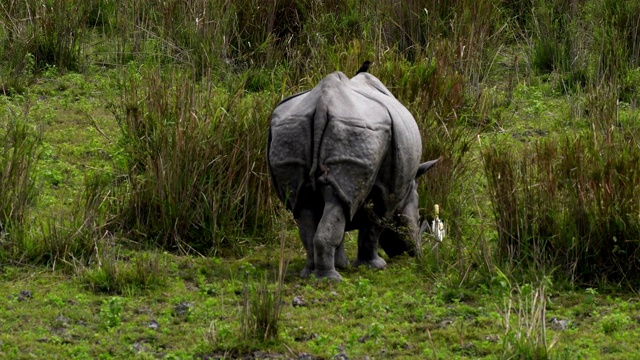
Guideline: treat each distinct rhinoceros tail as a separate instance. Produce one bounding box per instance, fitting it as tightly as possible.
[309,98,328,190]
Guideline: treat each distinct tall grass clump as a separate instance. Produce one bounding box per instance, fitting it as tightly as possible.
[496,271,556,359]
[379,0,502,75]
[240,273,283,342]
[113,71,277,254]
[483,141,560,275]
[483,0,640,286]
[526,0,640,99]
[0,106,41,260]
[587,0,640,104]
[240,230,288,342]
[0,0,88,93]
[527,0,578,76]
[483,130,640,286]
[87,0,309,78]
[33,172,116,270]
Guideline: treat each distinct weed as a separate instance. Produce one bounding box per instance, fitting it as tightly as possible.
[82,241,121,293]
[240,273,282,342]
[584,288,598,308]
[82,245,167,294]
[100,296,124,329]
[600,311,631,335]
[130,251,167,290]
[368,322,385,341]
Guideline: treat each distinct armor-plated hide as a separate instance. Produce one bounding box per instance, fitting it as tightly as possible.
[268,71,438,280]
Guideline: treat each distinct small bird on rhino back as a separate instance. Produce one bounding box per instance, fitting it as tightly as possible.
[355,60,371,75]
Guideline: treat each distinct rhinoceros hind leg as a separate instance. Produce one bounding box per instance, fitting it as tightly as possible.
[313,186,346,281]
[316,269,343,282]
[296,207,319,278]
[353,223,387,270]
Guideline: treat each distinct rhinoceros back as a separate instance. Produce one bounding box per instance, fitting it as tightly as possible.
[268,72,421,219]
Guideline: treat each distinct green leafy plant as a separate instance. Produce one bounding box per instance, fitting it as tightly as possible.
[100,296,123,329]
[600,311,631,335]
[82,245,167,294]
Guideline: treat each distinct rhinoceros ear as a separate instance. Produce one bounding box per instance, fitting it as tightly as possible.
[415,157,442,178]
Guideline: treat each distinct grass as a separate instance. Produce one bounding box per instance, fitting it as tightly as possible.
[2,249,640,358]
[110,70,280,253]
[0,103,42,260]
[1,0,640,358]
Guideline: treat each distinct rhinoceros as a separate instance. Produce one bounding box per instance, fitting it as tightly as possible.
[267,70,439,281]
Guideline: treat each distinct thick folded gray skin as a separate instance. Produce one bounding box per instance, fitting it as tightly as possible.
[268,71,438,281]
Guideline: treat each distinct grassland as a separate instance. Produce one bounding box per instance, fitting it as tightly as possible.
[1,0,640,358]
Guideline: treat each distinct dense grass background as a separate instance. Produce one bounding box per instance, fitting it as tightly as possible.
[1,0,639,288]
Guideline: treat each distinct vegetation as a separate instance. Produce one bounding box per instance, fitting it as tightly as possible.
[1,0,640,358]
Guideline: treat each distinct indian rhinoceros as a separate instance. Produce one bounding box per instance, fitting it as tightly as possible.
[267,69,439,281]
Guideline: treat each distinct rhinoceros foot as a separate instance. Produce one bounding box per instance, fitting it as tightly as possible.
[315,269,343,282]
[352,256,387,270]
[300,266,314,278]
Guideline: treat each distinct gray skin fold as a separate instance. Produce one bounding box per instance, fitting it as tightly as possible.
[268,71,439,281]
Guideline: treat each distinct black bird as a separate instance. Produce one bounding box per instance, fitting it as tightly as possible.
[355,60,371,75]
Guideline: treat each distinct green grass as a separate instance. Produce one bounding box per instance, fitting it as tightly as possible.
[2,247,640,359]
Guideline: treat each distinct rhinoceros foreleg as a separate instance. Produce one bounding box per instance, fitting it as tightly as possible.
[353,222,387,270]
[379,186,420,257]
[296,207,318,278]
[334,238,349,269]
[313,186,346,281]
